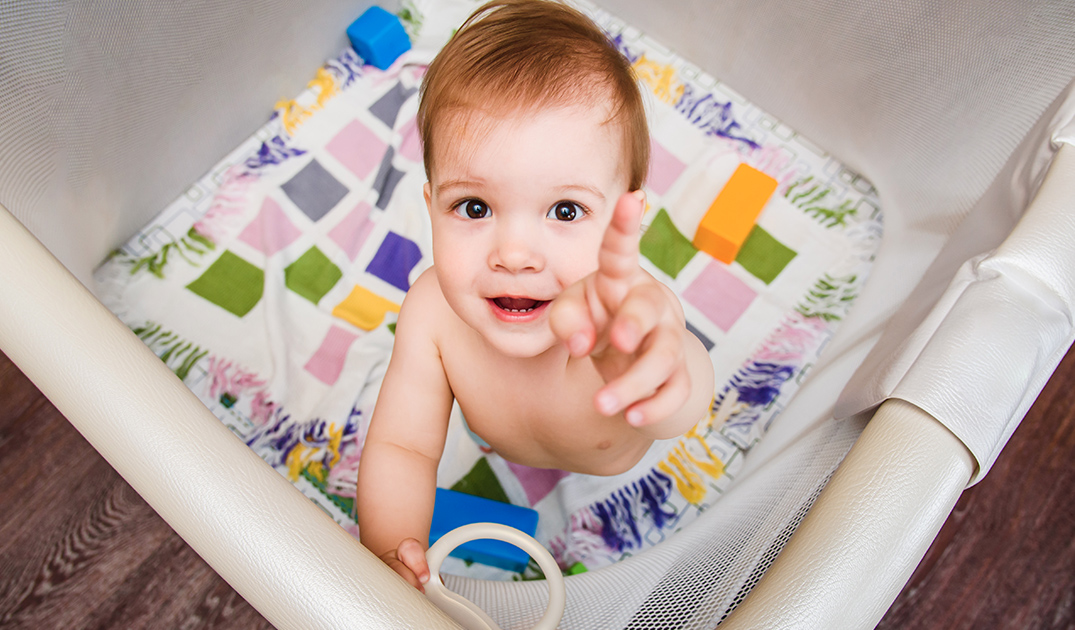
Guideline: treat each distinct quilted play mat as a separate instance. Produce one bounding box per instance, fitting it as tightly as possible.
[95,0,882,581]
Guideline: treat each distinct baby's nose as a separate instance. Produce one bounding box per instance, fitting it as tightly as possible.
[491,224,544,273]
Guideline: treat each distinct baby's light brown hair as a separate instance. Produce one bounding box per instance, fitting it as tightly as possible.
[417,0,649,190]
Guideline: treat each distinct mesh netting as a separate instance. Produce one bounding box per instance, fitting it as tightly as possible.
[443,417,862,629]
[0,0,363,282]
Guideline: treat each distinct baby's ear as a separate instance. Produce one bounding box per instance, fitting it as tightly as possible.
[423,182,432,216]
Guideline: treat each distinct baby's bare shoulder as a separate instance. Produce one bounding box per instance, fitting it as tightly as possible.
[395,267,476,361]
[402,267,442,307]
[396,268,449,332]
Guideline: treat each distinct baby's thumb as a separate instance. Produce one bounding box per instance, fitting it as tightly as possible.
[397,538,431,585]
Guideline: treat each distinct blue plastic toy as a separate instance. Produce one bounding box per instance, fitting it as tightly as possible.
[346,5,412,70]
[429,488,540,572]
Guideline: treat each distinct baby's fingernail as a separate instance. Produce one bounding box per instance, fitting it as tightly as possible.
[419,573,429,584]
[568,332,588,355]
[597,392,619,415]
[626,409,644,426]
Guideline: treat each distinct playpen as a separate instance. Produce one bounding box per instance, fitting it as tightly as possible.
[1,0,1074,627]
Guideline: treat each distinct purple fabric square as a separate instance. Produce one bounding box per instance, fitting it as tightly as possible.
[683,261,757,332]
[365,231,422,292]
[326,119,387,179]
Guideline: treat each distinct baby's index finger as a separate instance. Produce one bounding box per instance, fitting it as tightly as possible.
[596,191,645,305]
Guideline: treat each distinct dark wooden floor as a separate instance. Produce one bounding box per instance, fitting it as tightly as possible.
[1,347,1072,629]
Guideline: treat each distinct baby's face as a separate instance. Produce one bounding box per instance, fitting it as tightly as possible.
[424,104,629,358]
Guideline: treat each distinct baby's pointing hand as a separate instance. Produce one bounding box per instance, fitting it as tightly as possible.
[549,191,692,428]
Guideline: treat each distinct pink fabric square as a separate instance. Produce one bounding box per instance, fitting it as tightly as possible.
[505,461,571,506]
[398,116,423,162]
[326,119,387,179]
[646,138,687,196]
[238,197,301,256]
[328,202,375,261]
[683,261,757,332]
[304,325,360,385]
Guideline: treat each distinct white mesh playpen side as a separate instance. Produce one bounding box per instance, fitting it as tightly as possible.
[2,1,1075,628]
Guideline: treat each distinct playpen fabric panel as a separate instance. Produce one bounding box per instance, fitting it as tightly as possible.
[94,0,881,584]
[0,0,375,287]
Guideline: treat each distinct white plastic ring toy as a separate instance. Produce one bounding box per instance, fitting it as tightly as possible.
[425,523,567,630]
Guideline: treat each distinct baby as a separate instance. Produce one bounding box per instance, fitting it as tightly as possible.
[356,0,715,590]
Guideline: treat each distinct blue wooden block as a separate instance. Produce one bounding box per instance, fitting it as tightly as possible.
[346,5,411,70]
[429,488,540,573]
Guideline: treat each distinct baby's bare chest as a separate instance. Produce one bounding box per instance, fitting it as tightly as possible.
[440,346,651,475]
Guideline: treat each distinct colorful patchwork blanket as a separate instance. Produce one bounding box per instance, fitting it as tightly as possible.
[95,0,882,581]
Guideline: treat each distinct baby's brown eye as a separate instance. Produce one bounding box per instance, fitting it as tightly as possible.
[548,201,581,222]
[456,199,489,219]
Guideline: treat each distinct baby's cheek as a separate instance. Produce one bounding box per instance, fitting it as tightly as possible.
[556,259,599,291]
[579,234,606,279]
[431,242,468,290]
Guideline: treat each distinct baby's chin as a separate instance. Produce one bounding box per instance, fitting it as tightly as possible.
[479,328,561,360]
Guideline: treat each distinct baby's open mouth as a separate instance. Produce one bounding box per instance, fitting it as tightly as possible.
[491,296,547,313]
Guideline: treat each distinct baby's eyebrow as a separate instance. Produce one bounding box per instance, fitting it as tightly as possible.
[435,178,482,196]
[557,184,606,203]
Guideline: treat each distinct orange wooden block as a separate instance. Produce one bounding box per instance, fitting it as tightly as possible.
[692,163,778,263]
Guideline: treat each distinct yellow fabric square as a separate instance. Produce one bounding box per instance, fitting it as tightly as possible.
[332,285,400,331]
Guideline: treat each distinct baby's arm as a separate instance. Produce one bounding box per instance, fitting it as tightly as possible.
[356,270,454,591]
[550,192,714,439]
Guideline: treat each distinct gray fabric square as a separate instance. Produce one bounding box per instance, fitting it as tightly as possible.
[369,82,417,129]
[686,320,715,351]
[372,147,405,210]
[281,159,349,222]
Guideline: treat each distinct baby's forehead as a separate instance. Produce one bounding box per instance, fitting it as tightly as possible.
[429,101,627,177]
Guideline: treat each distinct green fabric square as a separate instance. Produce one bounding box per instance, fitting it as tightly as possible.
[736,226,797,284]
[186,250,264,317]
[451,458,511,505]
[285,246,342,305]
[640,208,697,279]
